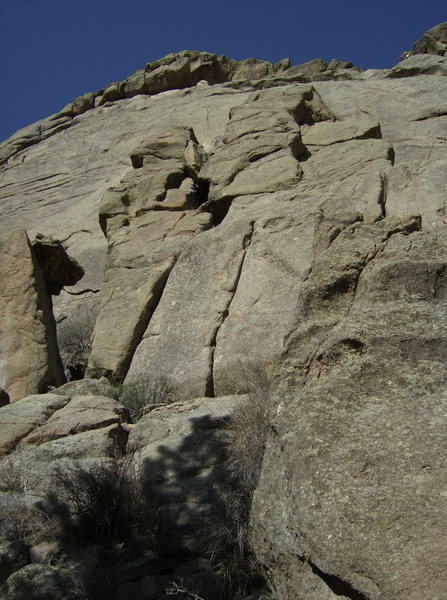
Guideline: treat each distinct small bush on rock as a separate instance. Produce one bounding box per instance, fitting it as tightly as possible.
[57,308,97,381]
[119,374,177,421]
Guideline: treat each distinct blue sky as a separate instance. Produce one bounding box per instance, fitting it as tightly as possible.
[0,0,445,142]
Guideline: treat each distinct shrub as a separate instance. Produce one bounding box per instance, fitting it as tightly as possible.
[0,492,61,547]
[119,374,177,422]
[208,362,273,599]
[57,307,97,380]
[51,457,152,546]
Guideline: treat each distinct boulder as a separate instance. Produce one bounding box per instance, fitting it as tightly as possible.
[55,377,120,399]
[128,395,246,555]
[387,53,447,77]
[0,231,65,402]
[0,394,69,455]
[31,233,84,295]
[1,424,128,494]
[230,58,276,81]
[0,564,87,600]
[71,92,96,116]
[284,58,328,78]
[411,21,447,57]
[250,218,447,600]
[19,395,129,445]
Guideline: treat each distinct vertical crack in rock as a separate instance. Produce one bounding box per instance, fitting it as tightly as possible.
[206,221,255,396]
[87,258,176,382]
[113,259,176,383]
[378,173,388,219]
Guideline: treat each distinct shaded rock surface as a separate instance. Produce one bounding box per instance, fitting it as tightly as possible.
[410,21,447,57]
[31,233,85,295]
[128,395,245,556]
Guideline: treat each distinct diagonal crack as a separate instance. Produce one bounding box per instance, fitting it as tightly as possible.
[309,560,371,600]
[206,221,255,396]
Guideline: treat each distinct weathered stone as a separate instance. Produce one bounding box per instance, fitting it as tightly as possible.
[0,29,447,599]
[387,54,447,77]
[128,395,245,554]
[327,58,358,70]
[126,220,254,397]
[55,377,119,399]
[1,424,127,494]
[0,78,254,337]
[31,233,84,295]
[20,395,128,444]
[411,21,447,57]
[124,69,147,97]
[87,126,213,381]
[251,219,447,600]
[97,81,124,105]
[0,231,65,402]
[0,564,87,600]
[284,58,328,77]
[300,117,381,147]
[0,394,69,455]
[230,58,276,81]
[71,92,95,116]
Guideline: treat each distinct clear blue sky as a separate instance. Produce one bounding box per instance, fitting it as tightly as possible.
[0,0,445,142]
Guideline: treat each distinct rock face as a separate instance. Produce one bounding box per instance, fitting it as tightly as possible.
[0,23,446,600]
[411,21,447,57]
[0,231,66,402]
[250,216,447,600]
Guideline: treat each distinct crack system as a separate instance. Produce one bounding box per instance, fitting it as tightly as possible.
[205,221,255,397]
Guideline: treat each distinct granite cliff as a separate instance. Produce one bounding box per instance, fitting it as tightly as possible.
[0,23,446,600]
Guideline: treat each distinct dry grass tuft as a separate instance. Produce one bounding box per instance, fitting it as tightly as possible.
[119,374,177,422]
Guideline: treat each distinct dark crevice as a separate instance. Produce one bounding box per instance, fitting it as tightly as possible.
[64,288,100,296]
[387,145,395,165]
[377,173,388,219]
[197,177,233,227]
[412,109,447,122]
[207,196,234,226]
[309,561,371,600]
[193,176,210,206]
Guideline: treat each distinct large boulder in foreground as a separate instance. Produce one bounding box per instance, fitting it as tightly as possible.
[0,231,65,403]
[250,216,447,600]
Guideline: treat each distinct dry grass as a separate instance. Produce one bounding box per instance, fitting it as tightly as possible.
[57,307,97,380]
[207,362,273,599]
[51,456,153,546]
[0,493,62,547]
[119,374,177,422]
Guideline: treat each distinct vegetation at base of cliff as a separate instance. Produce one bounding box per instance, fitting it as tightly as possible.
[118,373,178,422]
[57,308,97,381]
[206,363,273,600]
[0,364,273,599]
